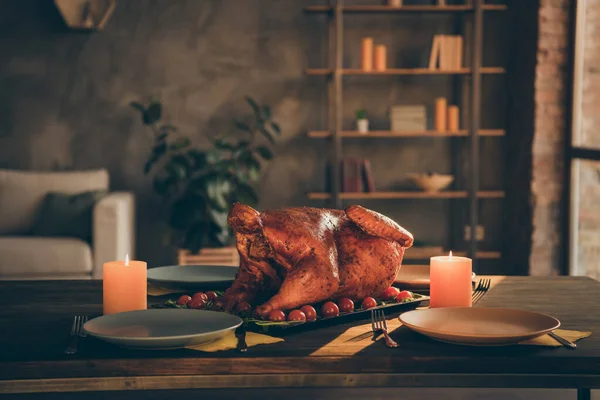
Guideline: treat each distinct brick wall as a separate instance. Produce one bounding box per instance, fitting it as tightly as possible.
[574,0,600,278]
[530,0,571,275]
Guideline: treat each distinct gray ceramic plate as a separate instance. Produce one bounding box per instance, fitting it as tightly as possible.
[400,307,560,346]
[147,265,239,290]
[84,309,243,349]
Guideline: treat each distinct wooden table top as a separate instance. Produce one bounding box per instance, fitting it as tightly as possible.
[1,276,600,394]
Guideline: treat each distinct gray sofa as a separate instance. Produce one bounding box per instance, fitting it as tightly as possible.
[0,169,135,280]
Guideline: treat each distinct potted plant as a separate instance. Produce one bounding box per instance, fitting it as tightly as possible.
[356,109,369,134]
[130,96,280,264]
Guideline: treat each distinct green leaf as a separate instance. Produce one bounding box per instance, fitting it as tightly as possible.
[270,122,281,136]
[157,133,168,141]
[143,101,162,125]
[130,101,145,113]
[144,159,154,175]
[170,137,191,151]
[206,150,221,164]
[259,124,276,144]
[234,182,259,205]
[248,165,260,182]
[188,149,206,170]
[255,146,273,160]
[206,177,231,212]
[214,138,235,151]
[245,96,261,117]
[260,105,271,119]
[234,119,251,132]
[165,160,187,180]
[145,141,167,174]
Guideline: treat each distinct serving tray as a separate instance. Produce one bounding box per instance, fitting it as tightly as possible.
[154,293,429,336]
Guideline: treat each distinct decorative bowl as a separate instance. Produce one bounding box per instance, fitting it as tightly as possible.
[406,173,454,192]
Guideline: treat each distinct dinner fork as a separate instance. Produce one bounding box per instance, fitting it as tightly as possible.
[64,315,88,355]
[472,279,491,305]
[371,309,398,348]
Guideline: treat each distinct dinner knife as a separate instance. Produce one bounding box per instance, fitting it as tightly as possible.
[548,331,577,349]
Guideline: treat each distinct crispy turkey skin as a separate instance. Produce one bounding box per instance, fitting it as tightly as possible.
[224,204,413,318]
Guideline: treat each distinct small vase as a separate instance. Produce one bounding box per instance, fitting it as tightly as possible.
[357,119,369,134]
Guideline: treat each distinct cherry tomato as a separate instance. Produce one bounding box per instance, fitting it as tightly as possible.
[189,297,207,309]
[236,301,252,314]
[192,292,208,302]
[176,295,192,306]
[337,298,354,313]
[382,286,400,301]
[396,290,413,302]
[321,301,340,318]
[288,310,307,322]
[361,297,377,310]
[268,309,286,322]
[205,291,219,302]
[300,305,317,321]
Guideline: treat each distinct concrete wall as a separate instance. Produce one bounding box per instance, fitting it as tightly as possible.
[0,0,508,267]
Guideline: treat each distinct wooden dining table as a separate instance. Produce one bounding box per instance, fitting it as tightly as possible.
[1,276,600,400]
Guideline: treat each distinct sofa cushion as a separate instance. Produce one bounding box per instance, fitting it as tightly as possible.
[0,237,93,279]
[31,190,107,243]
[0,169,109,235]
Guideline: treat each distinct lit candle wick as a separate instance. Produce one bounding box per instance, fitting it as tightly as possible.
[449,250,453,259]
[125,254,129,266]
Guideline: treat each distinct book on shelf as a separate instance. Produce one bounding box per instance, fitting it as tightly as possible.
[324,158,376,194]
[428,35,463,71]
[342,158,363,192]
[362,159,375,193]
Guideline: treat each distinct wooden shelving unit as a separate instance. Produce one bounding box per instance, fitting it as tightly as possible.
[307,191,505,200]
[404,250,502,260]
[308,129,506,138]
[305,5,507,13]
[305,67,505,75]
[305,1,506,268]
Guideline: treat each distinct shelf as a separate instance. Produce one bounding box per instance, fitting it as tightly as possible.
[405,250,502,260]
[306,67,505,76]
[305,5,507,13]
[307,191,505,200]
[308,129,505,138]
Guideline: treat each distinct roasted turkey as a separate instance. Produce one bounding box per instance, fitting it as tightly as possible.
[223,203,413,317]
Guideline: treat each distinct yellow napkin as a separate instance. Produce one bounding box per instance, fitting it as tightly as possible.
[520,329,591,347]
[147,283,184,296]
[186,331,283,352]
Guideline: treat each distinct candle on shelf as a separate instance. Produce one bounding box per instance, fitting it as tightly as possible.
[374,45,387,71]
[103,254,147,315]
[448,105,460,131]
[430,251,472,308]
[387,0,403,7]
[361,37,374,72]
[434,97,447,132]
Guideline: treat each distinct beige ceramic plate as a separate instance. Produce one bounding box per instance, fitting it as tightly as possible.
[399,307,560,346]
[395,265,476,290]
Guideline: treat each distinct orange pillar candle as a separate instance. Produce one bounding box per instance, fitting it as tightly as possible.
[361,37,373,71]
[374,45,387,71]
[103,255,147,315]
[434,97,447,132]
[430,252,472,308]
[448,105,459,131]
